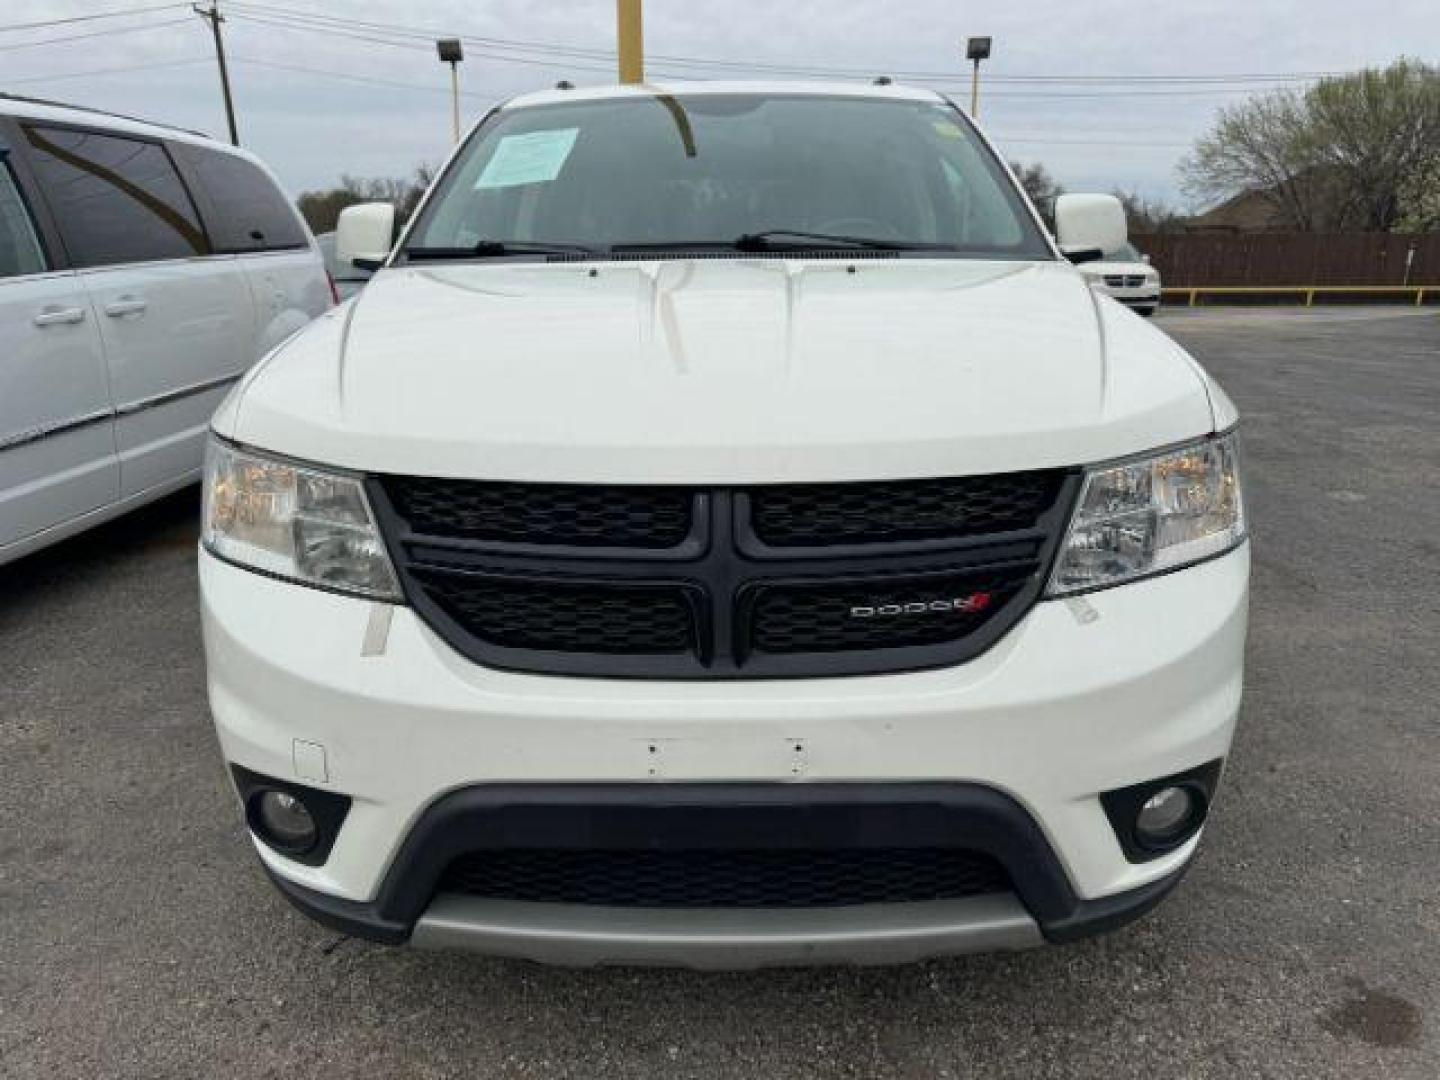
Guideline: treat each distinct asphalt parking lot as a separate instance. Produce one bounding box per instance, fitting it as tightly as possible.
[1,306,1436,1079]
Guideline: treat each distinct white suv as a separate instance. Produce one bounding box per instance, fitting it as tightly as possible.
[1074,236,1162,316]
[0,94,330,564]
[201,82,1248,967]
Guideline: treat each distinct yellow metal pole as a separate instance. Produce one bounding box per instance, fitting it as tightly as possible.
[617,0,644,84]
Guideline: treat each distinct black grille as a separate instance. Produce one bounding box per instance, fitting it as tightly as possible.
[416,572,696,655]
[382,476,693,548]
[746,473,1063,548]
[437,847,1010,908]
[371,470,1077,679]
[749,569,1028,654]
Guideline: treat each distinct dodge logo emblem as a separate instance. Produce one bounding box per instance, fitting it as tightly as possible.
[850,592,993,619]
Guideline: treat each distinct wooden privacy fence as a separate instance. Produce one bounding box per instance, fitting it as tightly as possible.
[1130,233,1440,288]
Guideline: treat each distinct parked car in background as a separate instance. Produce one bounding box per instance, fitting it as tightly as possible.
[1075,239,1161,316]
[0,94,331,566]
[316,230,372,300]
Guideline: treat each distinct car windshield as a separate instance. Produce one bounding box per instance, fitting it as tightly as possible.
[404,93,1051,260]
[1104,241,1143,262]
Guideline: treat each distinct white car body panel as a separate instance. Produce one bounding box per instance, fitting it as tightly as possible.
[241,248,335,354]
[221,258,1213,481]
[0,98,330,564]
[81,257,255,498]
[199,80,1248,963]
[203,541,1248,904]
[0,269,117,547]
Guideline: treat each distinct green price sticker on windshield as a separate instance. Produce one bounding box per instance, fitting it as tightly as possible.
[475,128,580,189]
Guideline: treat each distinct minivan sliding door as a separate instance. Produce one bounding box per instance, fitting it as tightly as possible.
[21,123,254,500]
[0,130,117,552]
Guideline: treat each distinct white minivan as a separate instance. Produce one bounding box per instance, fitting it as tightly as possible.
[201,82,1247,967]
[0,94,330,565]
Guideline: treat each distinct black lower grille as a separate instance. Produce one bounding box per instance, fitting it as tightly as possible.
[437,848,1011,908]
[416,572,696,655]
[749,568,1029,654]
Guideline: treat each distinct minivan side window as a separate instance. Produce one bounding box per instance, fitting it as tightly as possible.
[24,125,208,267]
[175,145,308,253]
[0,161,46,278]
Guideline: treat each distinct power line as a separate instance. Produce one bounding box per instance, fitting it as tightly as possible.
[222,1,1343,87]
[224,11,685,78]
[0,3,185,32]
[220,9,1335,97]
[8,57,210,84]
[223,10,713,82]
[228,55,495,98]
[0,16,193,52]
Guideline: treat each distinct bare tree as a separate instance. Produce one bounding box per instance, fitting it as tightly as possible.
[1008,161,1063,219]
[1181,59,1440,232]
[1180,89,1320,230]
[1111,190,1187,234]
[296,166,436,234]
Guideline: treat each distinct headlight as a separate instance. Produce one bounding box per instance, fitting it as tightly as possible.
[202,437,401,600]
[1047,431,1245,596]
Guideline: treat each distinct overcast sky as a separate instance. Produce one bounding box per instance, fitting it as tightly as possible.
[4,0,1436,207]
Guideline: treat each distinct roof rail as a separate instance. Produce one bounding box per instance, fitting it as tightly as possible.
[0,91,210,140]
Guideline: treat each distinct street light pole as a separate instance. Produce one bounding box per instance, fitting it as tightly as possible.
[194,0,239,145]
[437,39,464,144]
[966,36,992,118]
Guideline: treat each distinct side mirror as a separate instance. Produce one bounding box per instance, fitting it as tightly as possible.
[336,202,396,272]
[1054,194,1126,265]
[1141,253,1152,265]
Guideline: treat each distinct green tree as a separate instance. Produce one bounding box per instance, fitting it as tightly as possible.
[1307,59,1440,230]
[1397,156,1440,231]
[1181,59,1440,232]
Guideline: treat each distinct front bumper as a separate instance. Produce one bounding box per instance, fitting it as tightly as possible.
[1089,282,1161,309]
[202,542,1248,963]
[256,781,1194,965]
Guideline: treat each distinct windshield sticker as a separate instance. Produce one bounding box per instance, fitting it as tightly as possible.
[475,128,580,189]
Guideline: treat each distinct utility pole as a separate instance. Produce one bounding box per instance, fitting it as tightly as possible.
[194,1,239,145]
[617,0,644,84]
[437,39,464,144]
[966,36,992,118]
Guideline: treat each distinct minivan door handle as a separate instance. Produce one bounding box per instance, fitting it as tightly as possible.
[32,305,87,327]
[103,296,148,318]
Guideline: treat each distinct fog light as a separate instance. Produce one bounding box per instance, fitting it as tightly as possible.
[256,790,317,851]
[1134,786,1196,846]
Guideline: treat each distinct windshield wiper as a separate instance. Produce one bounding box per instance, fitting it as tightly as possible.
[735,229,920,251]
[404,239,600,260]
[613,231,954,254]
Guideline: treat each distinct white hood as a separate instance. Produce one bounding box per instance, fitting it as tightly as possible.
[219,258,1217,483]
